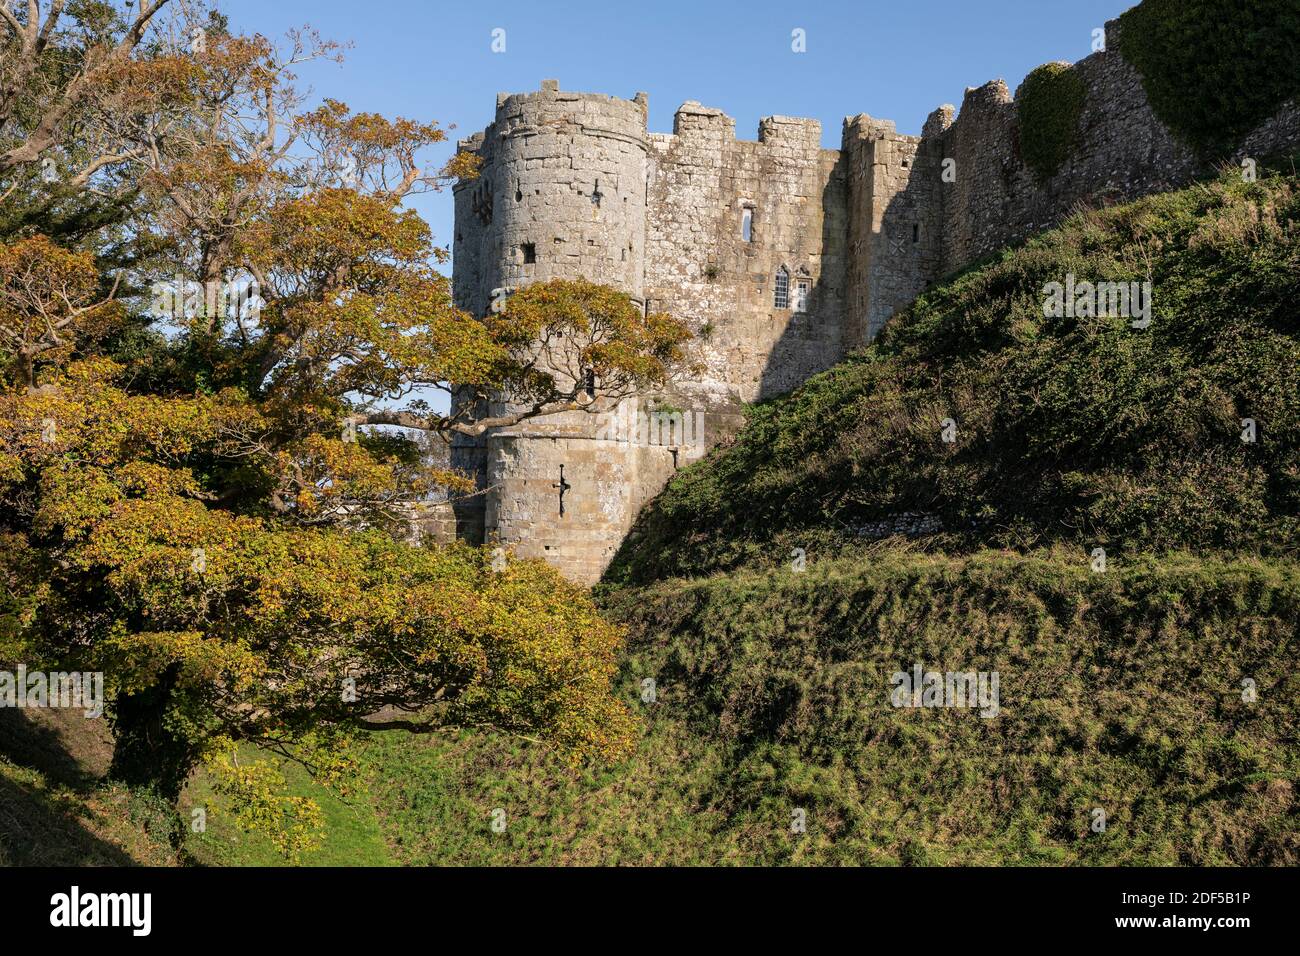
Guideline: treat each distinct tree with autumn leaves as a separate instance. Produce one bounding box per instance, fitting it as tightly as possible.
[0,0,689,854]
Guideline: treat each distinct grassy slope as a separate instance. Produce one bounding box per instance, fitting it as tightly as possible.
[53,540,1296,867]
[251,551,1294,867]
[0,707,178,865]
[0,706,393,867]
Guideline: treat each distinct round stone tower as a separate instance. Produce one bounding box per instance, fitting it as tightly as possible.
[453,79,649,318]
[450,81,672,584]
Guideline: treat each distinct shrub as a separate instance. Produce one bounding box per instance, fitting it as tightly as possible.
[1117,0,1300,158]
[1018,62,1088,182]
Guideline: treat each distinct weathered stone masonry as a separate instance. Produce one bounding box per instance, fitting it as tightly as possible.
[446,19,1299,585]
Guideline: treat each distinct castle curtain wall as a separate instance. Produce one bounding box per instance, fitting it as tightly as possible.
[445,20,1299,583]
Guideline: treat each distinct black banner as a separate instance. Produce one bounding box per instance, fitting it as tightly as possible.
[0,866,1291,942]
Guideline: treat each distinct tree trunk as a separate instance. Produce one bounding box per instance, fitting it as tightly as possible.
[107,666,201,806]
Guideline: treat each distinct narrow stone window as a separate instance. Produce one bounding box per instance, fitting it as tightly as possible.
[520,243,536,264]
[741,207,753,243]
[912,223,920,244]
[552,465,570,517]
[793,278,811,313]
[774,267,789,309]
[472,182,493,225]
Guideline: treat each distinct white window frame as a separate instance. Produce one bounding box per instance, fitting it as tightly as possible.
[793,278,811,313]
[773,268,789,309]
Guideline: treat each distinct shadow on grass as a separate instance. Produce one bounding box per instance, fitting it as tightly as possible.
[0,709,138,865]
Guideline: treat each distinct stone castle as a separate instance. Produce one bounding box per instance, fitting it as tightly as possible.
[441,17,1300,584]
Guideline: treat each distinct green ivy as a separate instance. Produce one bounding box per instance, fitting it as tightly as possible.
[1117,0,1300,158]
[1018,63,1088,182]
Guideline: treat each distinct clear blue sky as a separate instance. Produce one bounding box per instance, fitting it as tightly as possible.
[218,0,1136,272]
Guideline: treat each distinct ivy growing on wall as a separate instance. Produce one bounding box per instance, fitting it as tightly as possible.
[1117,0,1300,158]
[1017,62,1088,183]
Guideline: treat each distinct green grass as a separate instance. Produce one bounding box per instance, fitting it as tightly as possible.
[602,550,1300,865]
[0,708,179,866]
[182,746,394,866]
[240,550,1295,866]
[352,724,725,865]
[12,550,1293,866]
